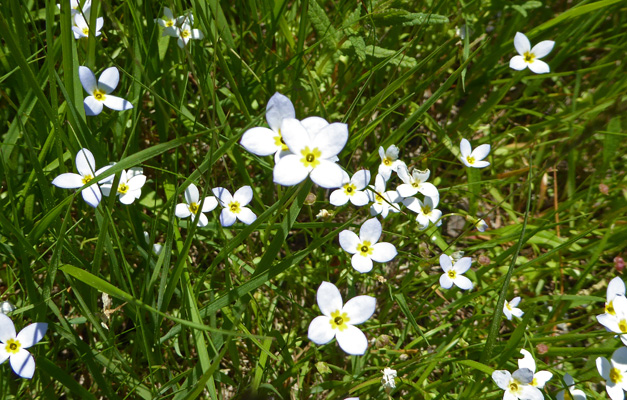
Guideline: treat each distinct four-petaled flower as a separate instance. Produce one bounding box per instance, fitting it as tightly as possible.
[518,349,553,389]
[504,297,524,320]
[79,66,133,116]
[273,118,347,188]
[460,138,490,168]
[72,13,103,39]
[510,32,555,74]
[368,174,401,219]
[597,347,627,400]
[378,145,406,180]
[601,277,625,320]
[396,166,439,199]
[307,281,376,355]
[403,195,442,230]
[51,148,112,208]
[176,22,204,48]
[339,218,397,273]
[240,92,296,162]
[556,373,586,400]
[212,186,257,227]
[0,314,48,379]
[329,170,371,207]
[156,7,182,37]
[439,254,473,290]
[100,167,146,205]
[597,295,627,346]
[175,183,218,228]
[492,368,544,400]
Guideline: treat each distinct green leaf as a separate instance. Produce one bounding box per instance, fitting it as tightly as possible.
[369,9,449,26]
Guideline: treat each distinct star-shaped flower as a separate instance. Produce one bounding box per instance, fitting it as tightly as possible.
[175,22,203,48]
[460,138,490,168]
[100,167,146,205]
[518,349,553,389]
[368,174,401,218]
[597,347,627,400]
[72,12,103,39]
[174,183,218,228]
[403,195,442,230]
[439,254,473,290]
[329,170,371,207]
[504,297,524,320]
[0,314,48,379]
[339,218,397,273]
[273,118,347,189]
[212,186,257,227]
[51,148,112,208]
[378,145,406,180]
[79,66,133,116]
[396,166,439,199]
[597,295,627,345]
[156,7,182,37]
[510,32,555,74]
[492,368,544,400]
[307,281,376,355]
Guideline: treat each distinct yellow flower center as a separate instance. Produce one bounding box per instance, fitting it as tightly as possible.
[5,338,21,354]
[300,147,321,168]
[189,202,199,214]
[508,380,521,394]
[383,158,392,166]
[343,183,356,196]
[466,156,475,165]
[523,51,535,63]
[181,29,191,38]
[375,193,384,203]
[82,174,93,185]
[273,130,289,151]
[166,20,174,27]
[93,89,106,101]
[229,201,241,214]
[619,319,627,333]
[329,310,350,331]
[606,300,616,316]
[506,302,512,311]
[563,391,573,400]
[117,183,129,194]
[422,205,432,215]
[447,270,457,279]
[611,367,623,384]
[357,241,374,257]
[531,377,538,387]
[82,27,90,36]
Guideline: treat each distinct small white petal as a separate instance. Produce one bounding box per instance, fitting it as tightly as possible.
[81,185,101,208]
[78,66,97,93]
[509,55,528,71]
[266,92,295,132]
[349,192,369,207]
[237,207,257,225]
[196,212,209,228]
[518,349,536,372]
[103,95,133,111]
[317,282,343,317]
[16,323,48,348]
[492,370,511,390]
[510,297,521,307]
[460,138,472,158]
[240,127,280,156]
[335,325,368,355]
[201,196,218,213]
[308,316,335,345]
[533,370,553,388]
[528,60,550,74]
[351,170,370,190]
[52,173,84,189]
[514,32,531,55]
[175,203,191,218]
[220,209,237,227]
[453,258,472,274]
[351,254,373,273]
[10,349,36,379]
[370,242,397,263]
[440,273,453,289]
[84,96,104,116]
[519,385,545,400]
[439,254,452,271]
[453,275,473,290]
[212,187,233,205]
[281,118,310,154]
[531,40,555,58]
[273,155,309,186]
[606,383,624,400]
[359,218,382,244]
[471,144,491,161]
[310,161,345,189]
[470,160,490,168]
[396,183,418,198]
[191,29,203,40]
[608,277,626,301]
[314,123,348,159]
[0,314,16,342]
[185,184,200,204]
[339,230,360,254]
[329,190,349,206]
[233,186,253,206]
[417,182,439,198]
[300,116,329,138]
[342,296,376,325]
[98,67,119,94]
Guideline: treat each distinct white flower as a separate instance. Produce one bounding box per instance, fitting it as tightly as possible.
[403,195,442,230]
[0,314,48,379]
[143,231,162,255]
[329,170,370,207]
[0,302,15,315]
[504,297,524,320]
[176,22,203,48]
[460,138,490,168]
[57,0,92,16]
[378,145,406,180]
[156,7,181,37]
[492,368,544,400]
[396,166,439,199]
[79,66,133,116]
[556,373,586,400]
[307,281,376,355]
[597,347,627,400]
[597,295,627,345]
[100,167,146,205]
[476,218,489,232]
[510,32,555,74]
[72,13,103,39]
[240,92,296,162]
[382,367,397,391]
[51,148,112,208]
[174,183,218,228]
[518,349,553,389]
[273,118,347,189]
[603,277,626,318]
[212,186,257,227]
[339,218,397,273]
[439,254,473,290]
[368,174,401,218]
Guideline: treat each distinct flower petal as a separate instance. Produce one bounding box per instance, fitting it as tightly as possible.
[266,92,295,132]
[273,155,309,187]
[307,316,335,345]
[313,123,348,159]
[351,170,370,190]
[510,297,521,307]
[329,190,349,206]
[339,230,360,254]
[370,242,397,263]
[81,185,101,208]
[212,187,233,206]
[236,207,257,225]
[240,127,280,156]
[191,29,203,40]
[417,182,439,198]
[281,118,310,154]
[453,257,472,274]
[517,349,536,372]
[0,313,16,343]
[220,209,237,227]
[233,186,253,206]
[531,40,555,58]
[396,183,418,198]
[317,282,343,317]
[350,192,369,207]
[185,184,200,204]
[509,55,527,71]
[0,347,9,364]
[97,67,119,94]
[335,325,368,355]
[514,32,531,55]
[175,203,191,218]
[103,95,133,111]
[52,173,84,189]
[439,254,452,271]
[84,96,104,116]
[613,347,627,370]
[10,349,35,379]
[342,295,376,325]
[460,138,471,158]
[300,116,329,138]
[606,383,624,400]
[519,385,545,400]
[472,160,490,168]
[16,323,47,349]
[471,144,491,161]
[196,212,209,227]
[608,277,626,301]
[528,60,550,74]
[126,175,146,191]
[440,273,453,289]
[351,254,373,273]
[359,218,381,244]
[310,161,345,189]
[533,370,553,388]
[78,66,97,93]
[454,275,473,290]
[491,370,511,390]
[201,196,218,213]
